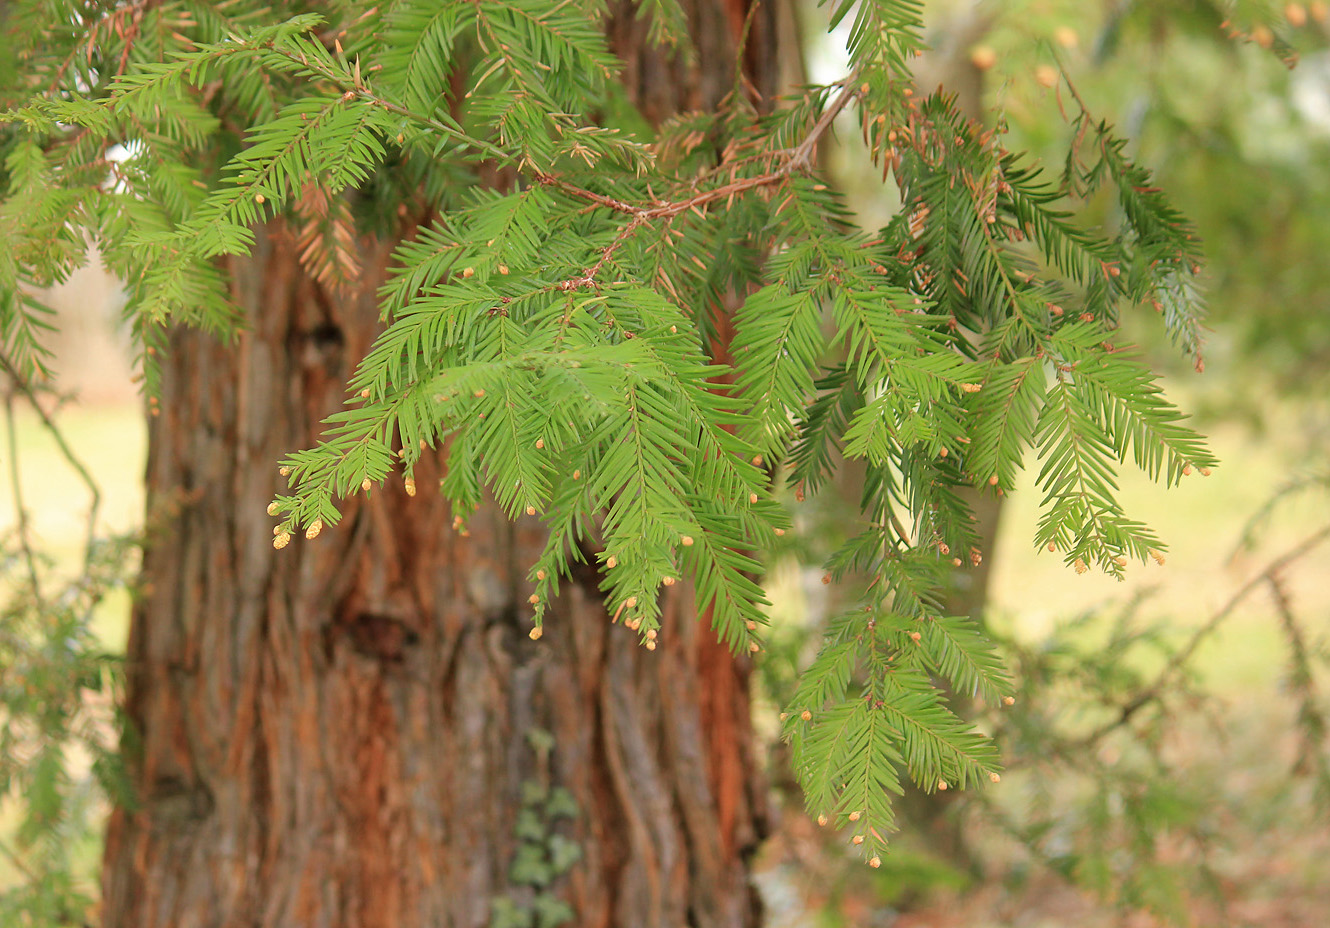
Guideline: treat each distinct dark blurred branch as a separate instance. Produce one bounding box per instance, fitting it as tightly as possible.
[1079,521,1330,746]
[1269,573,1330,802]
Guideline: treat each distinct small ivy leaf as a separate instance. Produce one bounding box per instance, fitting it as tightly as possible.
[509,843,553,887]
[546,834,582,872]
[545,787,579,820]
[532,894,575,928]
[515,809,545,842]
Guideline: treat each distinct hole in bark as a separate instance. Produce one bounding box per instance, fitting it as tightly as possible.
[302,321,346,365]
[339,612,420,665]
[306,322,344,349]
[145,776,214,826]
[299,322,346,373]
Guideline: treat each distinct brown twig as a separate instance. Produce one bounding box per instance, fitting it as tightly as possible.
[536,79,861,223]
[561,215,650,290]
[536,79,861,292]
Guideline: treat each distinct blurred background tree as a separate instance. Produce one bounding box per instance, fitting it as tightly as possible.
[755,2,1330,925]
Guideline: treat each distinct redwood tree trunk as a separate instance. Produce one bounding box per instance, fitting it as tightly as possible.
[101,4,785,927]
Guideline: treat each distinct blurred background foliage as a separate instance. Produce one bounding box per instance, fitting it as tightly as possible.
[2,1,1330,926]
[755,1,1330,926]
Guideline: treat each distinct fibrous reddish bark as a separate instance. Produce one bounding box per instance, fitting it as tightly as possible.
[102,3,784,926]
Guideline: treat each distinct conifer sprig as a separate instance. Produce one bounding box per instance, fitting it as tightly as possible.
[1054,68,1206,361]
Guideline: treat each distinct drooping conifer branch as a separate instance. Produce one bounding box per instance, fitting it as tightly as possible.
[0,2,1221,871]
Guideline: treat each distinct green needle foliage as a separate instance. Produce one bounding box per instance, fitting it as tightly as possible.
[0,0,1216,867]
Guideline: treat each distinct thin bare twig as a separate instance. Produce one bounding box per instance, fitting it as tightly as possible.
[0,352,103,566]
[4,388,42,599]
[787,78,860,171]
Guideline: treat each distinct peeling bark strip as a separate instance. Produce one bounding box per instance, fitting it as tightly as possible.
[102,3,783,926]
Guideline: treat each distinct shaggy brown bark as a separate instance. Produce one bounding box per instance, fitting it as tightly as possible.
[101,3,786,926]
